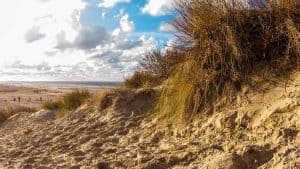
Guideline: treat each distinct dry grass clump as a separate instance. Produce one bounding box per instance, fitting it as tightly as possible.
[0,106,37,123]
[124,72,162,89]
[142,0,300,122]
[125,49,185,89]
[62,89,91,111]
[42,100,63,110]
[42,89,91,117]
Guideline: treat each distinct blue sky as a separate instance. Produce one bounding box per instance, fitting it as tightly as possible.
[82,0,173,30]
[81,0,175,46]
[0,0,176,81]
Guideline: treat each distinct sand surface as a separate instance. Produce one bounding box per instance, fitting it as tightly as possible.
[0,73,300,168]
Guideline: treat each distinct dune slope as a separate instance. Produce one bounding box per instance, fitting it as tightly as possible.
[0,73,300,168]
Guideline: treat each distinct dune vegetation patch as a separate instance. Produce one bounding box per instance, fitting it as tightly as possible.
[42,89,91,118]
[124,50,186,89]
[124,0,300,123]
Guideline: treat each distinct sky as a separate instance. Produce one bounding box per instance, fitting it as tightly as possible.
[0,0,176,81]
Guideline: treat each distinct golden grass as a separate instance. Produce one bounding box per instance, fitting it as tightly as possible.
[42,89,91,118]
[124,49,186,89]
[171,0,299,117]
[124,72,162,89]
[125,0,300,123]
[156,61,195,123]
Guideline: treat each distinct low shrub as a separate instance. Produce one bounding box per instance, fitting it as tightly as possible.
[42,100,63,110]
[42,90,91,118]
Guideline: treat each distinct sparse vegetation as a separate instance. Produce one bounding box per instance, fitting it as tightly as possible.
[62,89,91,111]
[124,72,162,89]
[124,49,185,89]
[42,100,63,110]
[42,89,91,118]
[125,0,300,122]
[0,106,37,123]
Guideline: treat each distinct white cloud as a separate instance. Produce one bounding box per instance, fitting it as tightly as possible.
[24,26,46,43]
[98,0,130,8]
[89,35,158,79]
[0,0,86,63]
[120,14,134,34]
[159,23,175,32]
[112,14,134,37]
[0,0,87,80]
[55,26,111,51]
[141,0,175,16]
[0,1,158,81]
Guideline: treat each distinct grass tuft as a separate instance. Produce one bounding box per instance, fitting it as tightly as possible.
[42,89,91,118]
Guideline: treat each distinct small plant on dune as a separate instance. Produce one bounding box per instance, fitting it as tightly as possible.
[42,100,63,110]
[62,89,91,111]
[0,106,37,123]
[42,90,91,118]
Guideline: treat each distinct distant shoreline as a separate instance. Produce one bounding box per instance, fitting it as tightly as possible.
[0,81,122,89]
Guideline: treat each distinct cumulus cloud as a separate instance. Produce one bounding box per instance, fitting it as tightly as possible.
[0,0,161,81]
[74,26,110,50]
[98,0,130,8]
[7,60,51,71]
[55,26,111,51]
[141,0,175,16]
[112,14,134,37]
[159,23,175,33]
[114,39,143,50]
[24,26,46,43]
[0,0,87,63]
[89,35,158,79]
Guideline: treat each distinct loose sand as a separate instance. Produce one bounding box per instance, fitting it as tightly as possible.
[0,73,300,168]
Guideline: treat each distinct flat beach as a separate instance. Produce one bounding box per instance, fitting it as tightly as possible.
[0,82,113,110]
[0,84,66,109]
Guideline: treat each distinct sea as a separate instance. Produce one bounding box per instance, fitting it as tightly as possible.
[0,81,122,89]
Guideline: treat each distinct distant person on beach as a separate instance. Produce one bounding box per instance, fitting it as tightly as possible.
[18,96,21,102]
[40,96,43,101]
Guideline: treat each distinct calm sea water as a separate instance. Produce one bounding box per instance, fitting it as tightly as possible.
[0,81,122,89]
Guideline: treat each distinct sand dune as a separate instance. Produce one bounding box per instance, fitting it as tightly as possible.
[0,72,300,168]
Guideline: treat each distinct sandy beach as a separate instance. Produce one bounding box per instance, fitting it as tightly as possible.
[0,83,108,110]
[0,84,67,110]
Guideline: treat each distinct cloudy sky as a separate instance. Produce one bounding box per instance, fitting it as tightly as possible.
[0,0,176,81]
